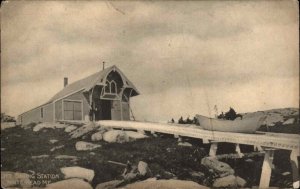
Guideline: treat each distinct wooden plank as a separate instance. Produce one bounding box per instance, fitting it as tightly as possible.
[216,151,264,159]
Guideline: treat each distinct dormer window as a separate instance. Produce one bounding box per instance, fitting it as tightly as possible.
[105,80,117,94]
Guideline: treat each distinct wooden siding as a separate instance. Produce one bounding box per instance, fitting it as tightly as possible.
[17,103,54,125]
[111,100,130,120]
[55,100,62,120]
[43,103,53,122]
[122,102,130,120]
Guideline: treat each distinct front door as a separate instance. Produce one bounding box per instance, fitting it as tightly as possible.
[100,100,111,120]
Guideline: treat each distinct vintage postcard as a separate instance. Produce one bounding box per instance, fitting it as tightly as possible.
[1,0,299,189]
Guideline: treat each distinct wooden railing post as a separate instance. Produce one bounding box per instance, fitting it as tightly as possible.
[259,148,275,188]
[209,142,218,157]
[290,150,299,189]
[235,143,244,158]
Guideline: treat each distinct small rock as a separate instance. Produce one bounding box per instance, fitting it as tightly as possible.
[75,141,101,151]
[103,130,129,143]
[236,176,247,187]
[1,148,6,151]
[55,155,78,160]
[50,145,65,152]
[145,177,157,181]
[178,142,192,147]
[163,171,176,179]
[293,181,300,189]
[95,180,123,189]
[122,164,139,182]
[213,175,246,188]
[49,139,58,144]
[65,125,78,133]
[282,172,291,176]
[123,172,139,182]
[91,131,104,141]
[201,157,234,176]
[45,178,92,189]
[190,171,204,178]
[245,158,254,163]
[82,135,87,139]
[90,152,96,156]
[32,154,49,159]
[60,166,95,182]
[138,161,150,176]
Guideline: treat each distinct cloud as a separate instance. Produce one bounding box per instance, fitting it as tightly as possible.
[1,0,298,119]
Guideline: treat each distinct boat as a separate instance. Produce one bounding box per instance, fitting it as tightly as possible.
[195,114,266,133]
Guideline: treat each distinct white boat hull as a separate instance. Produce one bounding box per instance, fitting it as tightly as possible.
[195,114,265,133]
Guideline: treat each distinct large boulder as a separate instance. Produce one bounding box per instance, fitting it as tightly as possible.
[122,179,209,189]
[60,166,94,182]
[213,175,246,188]
[75,141,101,151]
[45,178,92,189]
[103,130,129,143]
[33,122,67,132]
[1,171,32,188]
[95,180,123,189]
[91,131,104,141]
[201,157,234,177]
[125,131,148,140]
[70,122,97,139]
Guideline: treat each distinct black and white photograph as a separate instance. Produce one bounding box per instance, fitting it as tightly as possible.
[1,0,299,188]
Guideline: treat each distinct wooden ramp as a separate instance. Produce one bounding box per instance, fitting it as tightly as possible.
[98,120,300,188]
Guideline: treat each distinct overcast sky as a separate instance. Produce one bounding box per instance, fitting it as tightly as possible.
[1,0,299,121]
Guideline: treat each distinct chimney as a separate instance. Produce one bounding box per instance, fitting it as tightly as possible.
[102,61,105,70]
[64,77,68,87]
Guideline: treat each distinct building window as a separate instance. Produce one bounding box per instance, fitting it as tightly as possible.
[104,80,118,94]
[64,100,82,120]
[41,108,43,118]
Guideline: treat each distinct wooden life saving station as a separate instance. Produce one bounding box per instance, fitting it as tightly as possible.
[98,120,300,189]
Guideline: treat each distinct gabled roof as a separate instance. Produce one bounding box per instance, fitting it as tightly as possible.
[48,65,139,103]
[20,65,139,116]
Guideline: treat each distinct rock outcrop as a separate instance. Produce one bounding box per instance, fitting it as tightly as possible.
[60,166,94,182]
[95,180,123,189]
[45,178,92,189]
[213,175,246,188]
